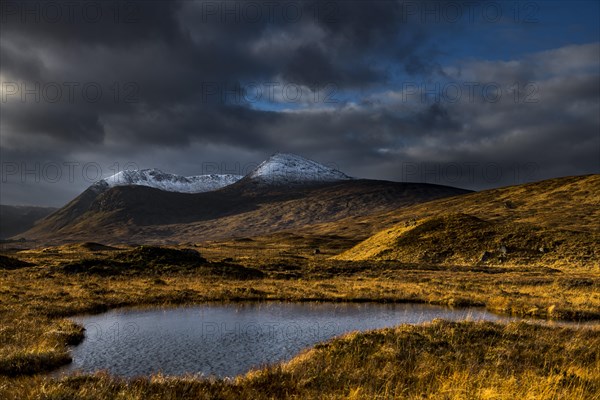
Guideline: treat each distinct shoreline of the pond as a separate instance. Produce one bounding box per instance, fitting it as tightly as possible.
[50,300,600,380]
[52,302,507,379]
[60,296,600,324]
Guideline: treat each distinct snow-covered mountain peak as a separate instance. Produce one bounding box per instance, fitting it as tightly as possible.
[94,169,243,194]
[89,153,351,193]
[248,153,352,184]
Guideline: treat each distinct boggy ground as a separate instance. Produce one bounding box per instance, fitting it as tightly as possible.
[0,241,599,399]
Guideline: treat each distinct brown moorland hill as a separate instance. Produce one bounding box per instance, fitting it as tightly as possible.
[333,174,600,268]
[21,179,469,245]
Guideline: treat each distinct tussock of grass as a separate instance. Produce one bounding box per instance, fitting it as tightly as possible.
[0,254,33,270]
[0,319,83,376]
[0,351,71,377]
[57,246,263,278]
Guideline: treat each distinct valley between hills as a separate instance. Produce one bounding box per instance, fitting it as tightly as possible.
[0,154,599,399]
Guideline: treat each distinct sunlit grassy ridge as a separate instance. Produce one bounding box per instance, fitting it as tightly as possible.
[334,175,600,268]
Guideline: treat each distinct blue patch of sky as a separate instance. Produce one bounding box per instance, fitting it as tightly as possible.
[251,0,599,112]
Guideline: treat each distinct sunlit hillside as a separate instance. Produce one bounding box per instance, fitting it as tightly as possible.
[334,175,600,269]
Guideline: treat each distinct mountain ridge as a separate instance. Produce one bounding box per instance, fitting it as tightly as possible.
[95,169,243,194]
[92,153,352,195]
[21,180,469,244]
[18,153,472,244]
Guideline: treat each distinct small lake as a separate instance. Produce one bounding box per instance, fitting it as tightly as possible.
[55,302,562,378]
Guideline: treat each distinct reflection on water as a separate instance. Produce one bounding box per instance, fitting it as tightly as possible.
[55,302,584,378]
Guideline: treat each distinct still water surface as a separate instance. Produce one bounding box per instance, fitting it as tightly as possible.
[57,302,541,377]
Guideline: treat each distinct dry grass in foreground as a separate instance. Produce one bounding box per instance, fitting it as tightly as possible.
[0,242,599,399]
[1,320,599,399]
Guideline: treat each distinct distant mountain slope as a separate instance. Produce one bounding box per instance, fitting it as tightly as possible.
[334,175,600,268]
[0,205,57,239]
[21,153,470,244]
[21,180,469,244]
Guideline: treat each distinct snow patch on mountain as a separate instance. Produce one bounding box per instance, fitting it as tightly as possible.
[95,169,243,193]
[249,153,352,184]
[90,154,351,193]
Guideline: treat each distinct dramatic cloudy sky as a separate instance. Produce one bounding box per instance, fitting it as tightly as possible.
[1,0,599,206]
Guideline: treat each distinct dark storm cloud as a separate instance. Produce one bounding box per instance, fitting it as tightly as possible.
[4,104,105,143]
[0,1,598,206]
[102,103,281,148]
[1,0,452,147]
[235,42,599,188]
[0,0,185,46]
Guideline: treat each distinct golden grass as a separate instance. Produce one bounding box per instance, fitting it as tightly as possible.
[318,175,600,272]
[334,212,600,268]
[0,242,599,381]
[333,175,600,268]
